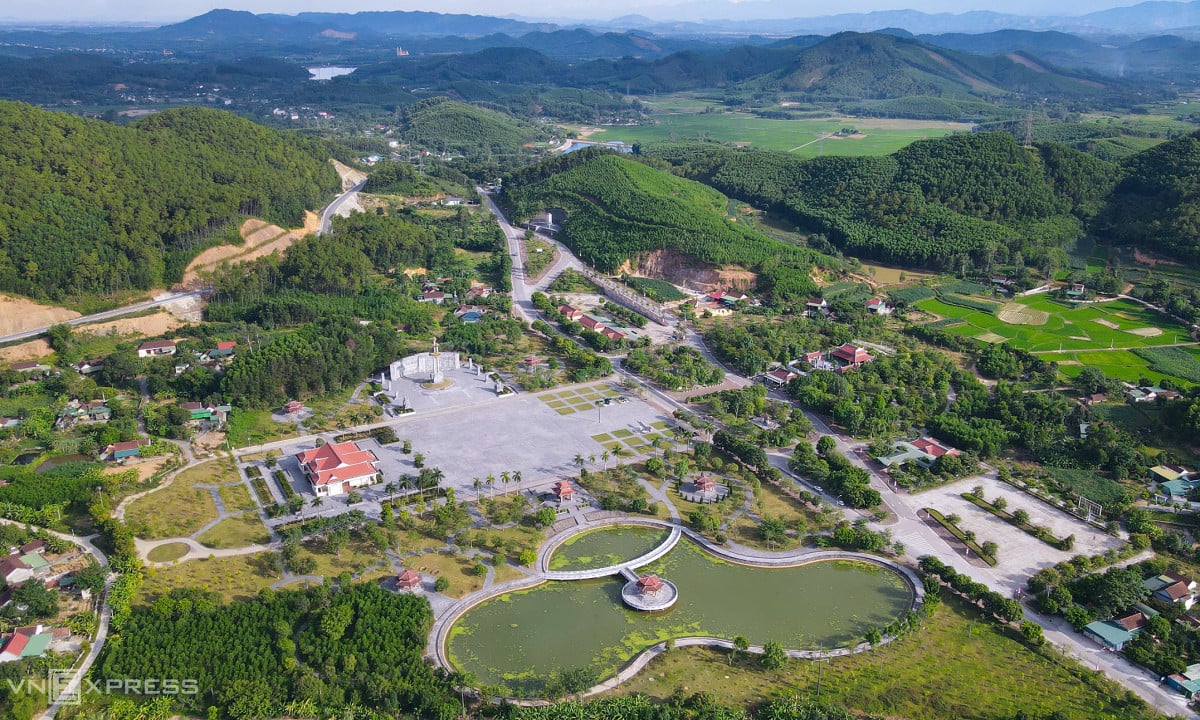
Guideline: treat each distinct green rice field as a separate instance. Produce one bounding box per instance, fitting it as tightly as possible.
[588,113,973,157]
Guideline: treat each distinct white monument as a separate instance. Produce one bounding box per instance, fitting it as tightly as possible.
[390,338,461,390]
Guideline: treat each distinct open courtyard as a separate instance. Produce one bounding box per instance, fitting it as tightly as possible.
[267,380,674,504]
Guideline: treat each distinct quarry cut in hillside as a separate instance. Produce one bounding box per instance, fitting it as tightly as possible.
[618,249,757,293]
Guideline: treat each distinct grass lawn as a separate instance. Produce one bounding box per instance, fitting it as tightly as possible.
[226,408,298,448]
[592,112,973,156]
[146,542,190,563]
[612,594,1157,720]
[138,552,281,604]
[125,461,227,539]
[410,549,485,598]
[490,559,529,585]
[297,535,387,579]
[218,483,257,513]
[196,514,270,549]
[524,235,555,279]
[468,524,546,563]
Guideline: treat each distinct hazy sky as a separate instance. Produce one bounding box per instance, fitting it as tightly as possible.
[3,0,1136,24]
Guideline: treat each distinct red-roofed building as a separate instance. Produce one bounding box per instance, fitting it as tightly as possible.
[0,556,31,586]
[396,569,423,591]
[579,315,605,332]
[911,437,959,459]
[557,305,584,321]
[637,574,665,596]
[865,297,893,315]
[215,341,237,351]
[694,476,717,494]
[831,343,872,371]
[296,441,380,497]
[763,368,797,388]
[801,351,823,365]
[284,400,304,415]
[602,327,625,342]
[552,480,575,502]
[102,438,152,461]
[420,290,447,304]
[137,340,176,358]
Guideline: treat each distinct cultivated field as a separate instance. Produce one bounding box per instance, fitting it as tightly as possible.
[918,295,1191,353]
[591,113,973,156]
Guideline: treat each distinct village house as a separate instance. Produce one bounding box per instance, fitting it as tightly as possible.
[1064,283,1086,299]
[1168,663,1200,699]
[0,625,62,663]
[56,399,111,429]
[296,441,381,497]
[578,315,606,333]
[1084,604,1159,651]
[864,297,893,315]
[557,305,584,321]
[0,556,31,586]
[419,290,447,304]
[1144,571,1197,610]
[453,305,487,323]
[71,358,104,376]
[601,327,626,342]
[9,362,52,374]
[0,418,20,430]
[101,438,153,462]
[137,340,177,358]
[762,368,798,388]
[876,437,961,469]
[804,297,829,315]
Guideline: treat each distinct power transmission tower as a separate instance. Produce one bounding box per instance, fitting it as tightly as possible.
[1023,112,1034,148]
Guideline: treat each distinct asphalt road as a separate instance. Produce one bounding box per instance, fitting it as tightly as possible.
[318,179,367,236]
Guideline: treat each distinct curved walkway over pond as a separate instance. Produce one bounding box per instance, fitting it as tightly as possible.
[541,524,681,581]
[427,515,925,693]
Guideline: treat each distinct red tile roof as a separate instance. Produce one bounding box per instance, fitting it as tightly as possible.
[831,343,871,364]
[579,316,605,331]
[296,441,379,487]
[137,340,176,350]
[1116,610,1148,632]
[396,570,422,588]
[695,476,717,492]
[216,341,237,351]
[2,632,29,657]
[553,481,575,498]
[637,574,665,594]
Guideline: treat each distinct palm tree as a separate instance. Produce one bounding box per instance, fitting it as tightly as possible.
[472,477,482,494]
[384,482,397,503]
[486,473,496,492]
[311,496,324,510]
[500,470,511,495]
[588,453,596,466]
[601,450,610,469]
[513,470,522,487]
[573,453,585,470]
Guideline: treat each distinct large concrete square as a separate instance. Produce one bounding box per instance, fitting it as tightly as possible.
[901,475,1123,591]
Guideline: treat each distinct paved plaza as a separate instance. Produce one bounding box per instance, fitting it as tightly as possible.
[268,381,674,503]
[899,475,1124,591]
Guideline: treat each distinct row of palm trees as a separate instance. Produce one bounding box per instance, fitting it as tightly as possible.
[469,470,523,496]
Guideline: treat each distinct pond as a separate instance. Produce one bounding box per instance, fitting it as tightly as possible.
[9,452,42,466]
[35,454,93,472]
[547,525,669,571]
[447,538,913,695]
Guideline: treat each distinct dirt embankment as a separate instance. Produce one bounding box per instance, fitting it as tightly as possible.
[0,340,53,363]
[332,159,368,191]
[0,294,80,336]
[75,311,184,338]
[617,249,756,292]
[181,213,320,287]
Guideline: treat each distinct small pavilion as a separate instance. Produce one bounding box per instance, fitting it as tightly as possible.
[396,569,423,592]
[637,574,665,597]
[552,480,575,503]
[694,476,717,494]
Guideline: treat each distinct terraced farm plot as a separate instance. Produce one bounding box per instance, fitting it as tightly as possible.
[996,303,1049,325]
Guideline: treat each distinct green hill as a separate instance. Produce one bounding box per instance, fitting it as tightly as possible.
[500,148,823,300]
[642,133,1119,270]
[749,33,1131,103]
[1095,129,1200,261]
[399,97,552,159]
[0,102,338,303]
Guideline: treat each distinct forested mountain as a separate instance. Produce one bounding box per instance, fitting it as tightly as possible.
[0,102,339,302]
[500,148,825,299]
[398,97,552,158]
[641,133,1120,271]
[1095,129,1200,261]
[750,32,1131,101]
